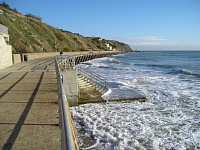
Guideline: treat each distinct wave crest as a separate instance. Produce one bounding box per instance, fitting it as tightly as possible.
[167,69,200,77]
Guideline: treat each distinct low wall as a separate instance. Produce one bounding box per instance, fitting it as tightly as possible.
[22,52,60,61]
[12,54,21,64]
[21,51,122,61]
[11,51,122,66]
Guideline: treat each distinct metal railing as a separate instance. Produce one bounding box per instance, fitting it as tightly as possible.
[55,56,79,150]
[76,67,108,92]
[56,54,108,92]
[54,54,109,148]
[0,24,8,34]
[56,54,75,70]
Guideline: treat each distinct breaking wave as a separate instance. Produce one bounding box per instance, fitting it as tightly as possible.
[72,51,200,149]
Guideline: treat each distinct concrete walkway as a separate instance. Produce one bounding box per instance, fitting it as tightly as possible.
[0,57,61,150]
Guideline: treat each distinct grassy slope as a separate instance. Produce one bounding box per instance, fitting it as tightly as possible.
[0,5,132,54]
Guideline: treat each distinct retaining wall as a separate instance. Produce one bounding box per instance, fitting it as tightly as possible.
[0,34,12,70]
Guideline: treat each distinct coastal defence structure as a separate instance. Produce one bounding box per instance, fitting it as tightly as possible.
[0,51,146,149]
[54,52,146,148]
[55,51,123,106]
[0,51,123,149]
[0,23,12,70]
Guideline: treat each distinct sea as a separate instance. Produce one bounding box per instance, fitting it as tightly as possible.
[70,51,200,150]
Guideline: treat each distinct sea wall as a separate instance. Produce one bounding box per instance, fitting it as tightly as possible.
[21,52,59,61]
[20,52,93,61]
[19,51,122,61]
[74,52,121,65]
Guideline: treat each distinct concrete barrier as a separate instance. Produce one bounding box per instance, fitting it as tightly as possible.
[12,54,21,64]
[21,51,123,61]
[22,52,59,61]
[61,70,79,106]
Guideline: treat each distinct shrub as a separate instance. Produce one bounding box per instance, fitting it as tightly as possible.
[25,13,42,21]
[55,32,66,41]
[63,46,71,52]
[13,8,20,14]
[1,2,11,9]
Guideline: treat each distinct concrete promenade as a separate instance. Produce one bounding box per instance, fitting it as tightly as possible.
[0,57,61,149]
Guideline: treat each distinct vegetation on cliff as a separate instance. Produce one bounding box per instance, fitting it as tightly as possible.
[0,3,132,54]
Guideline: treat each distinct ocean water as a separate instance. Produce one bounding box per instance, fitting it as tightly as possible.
[71,51,200,150]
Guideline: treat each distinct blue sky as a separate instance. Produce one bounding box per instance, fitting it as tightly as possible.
[1,0,200,50]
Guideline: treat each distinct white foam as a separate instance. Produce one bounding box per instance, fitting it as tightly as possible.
[72,53,200,149]
[131,77,150,84]
[101,88,111,100]
[71,99,200,149]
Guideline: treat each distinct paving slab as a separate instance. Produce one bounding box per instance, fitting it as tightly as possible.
[0,91,33,103]
[12,83,38,91]
[47,65,56,70]
[0,83,14,90]
[6,73,27,78]
[18,78,40,84]
[38,83,57,91]
[13,125,60,150]
[23,74,42,79]
[0,103,26,123]
[0,57,61,149]
[41,78,57,83]
[34,91,58,103]
[0,124,15,148]
[0,73,11,79]
[24,103,59,124]
[43,74,57,78]
[0,78,20,84]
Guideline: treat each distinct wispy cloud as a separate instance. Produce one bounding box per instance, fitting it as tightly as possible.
[131,36,166,41]
[130,42,163,46]
[126,35,167,47]
[123,36,200,50]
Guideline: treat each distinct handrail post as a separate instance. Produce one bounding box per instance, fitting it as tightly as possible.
[64,56,66,70]
[105,80,108,90]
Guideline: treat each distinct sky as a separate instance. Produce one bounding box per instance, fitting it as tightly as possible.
[1,0,200,50]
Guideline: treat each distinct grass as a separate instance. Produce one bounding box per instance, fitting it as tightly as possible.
[0,4,132,54]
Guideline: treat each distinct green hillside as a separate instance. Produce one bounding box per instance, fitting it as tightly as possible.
[0,3,132,54]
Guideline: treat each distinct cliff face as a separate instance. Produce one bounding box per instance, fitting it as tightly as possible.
[0,4,132,53]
